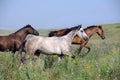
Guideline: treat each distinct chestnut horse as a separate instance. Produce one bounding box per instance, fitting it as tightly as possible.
[0,24,39,56]
[49,25,82,37]
[48,25,105,54]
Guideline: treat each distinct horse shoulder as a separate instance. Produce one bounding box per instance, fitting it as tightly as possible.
[72,36,82,44]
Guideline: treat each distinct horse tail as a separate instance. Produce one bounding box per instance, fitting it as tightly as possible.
[48,31,57,37]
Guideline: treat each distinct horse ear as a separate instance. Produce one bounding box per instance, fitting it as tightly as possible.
[26,24,31,27]
[98,25,102,28]
[78,24,82,28]
[77,24,82,30]
[80,24,82,27]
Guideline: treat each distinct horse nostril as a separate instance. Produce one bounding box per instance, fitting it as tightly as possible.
[102,36,105,39]
[86,38,88,41]
[84,37,88,41]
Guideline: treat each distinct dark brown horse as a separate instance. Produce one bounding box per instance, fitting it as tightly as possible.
[49,25,82,37]
[0,24,39,56]
[48,25,105,54]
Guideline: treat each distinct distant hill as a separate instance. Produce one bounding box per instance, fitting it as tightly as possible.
[0,29,14,35]
[0,23,120,36]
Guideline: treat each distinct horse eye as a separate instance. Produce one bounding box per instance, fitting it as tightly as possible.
[81,30,83,32]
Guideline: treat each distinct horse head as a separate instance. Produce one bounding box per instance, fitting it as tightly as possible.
[75,25,88,41]
[25,24,39,36]
[96,25,105,40]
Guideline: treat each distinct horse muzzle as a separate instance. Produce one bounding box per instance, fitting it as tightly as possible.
[35,32,39,36]
[83,36,88,41]
[102,36,105,40]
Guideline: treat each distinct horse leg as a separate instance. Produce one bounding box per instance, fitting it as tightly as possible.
[84,45,90,55]
[21,54,30,63]
[12,52,15,57]
[33,50,41,61]
[12,42,17,58]
[19,53,30,69]
[78,41,86,54]
[78,46,83,54]
[78,42,88,54]
[17,48,23,60]
[64,52,75,59]
[12,50,16,58]
[57,54,64,62]
[17,40,27,60]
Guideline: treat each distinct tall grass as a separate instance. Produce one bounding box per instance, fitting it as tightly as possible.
[0,23,120,80]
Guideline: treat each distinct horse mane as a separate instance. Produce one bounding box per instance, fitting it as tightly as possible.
[70,25,80,30]
[48,25,81,37]
[59,25,81,36]
[14,24,32,34]
[8,24,32,36]
[84,25,102,30]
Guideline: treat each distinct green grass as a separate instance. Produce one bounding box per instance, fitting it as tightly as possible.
[0,23,120,80]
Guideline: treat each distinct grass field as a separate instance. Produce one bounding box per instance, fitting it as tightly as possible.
[0,23,120,80]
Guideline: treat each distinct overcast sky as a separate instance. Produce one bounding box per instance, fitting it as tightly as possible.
[0,0,120,30]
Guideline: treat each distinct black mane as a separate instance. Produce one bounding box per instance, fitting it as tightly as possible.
[62,25,81,36]
[84,25,102,30]
[14,24,32,34]
[49,25,81,37]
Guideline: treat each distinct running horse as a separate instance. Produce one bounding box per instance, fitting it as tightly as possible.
[48,25,105,54]
[0,24,39,57]
[19,25,88,63]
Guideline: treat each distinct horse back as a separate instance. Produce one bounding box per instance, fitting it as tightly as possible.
[0,35,15,51]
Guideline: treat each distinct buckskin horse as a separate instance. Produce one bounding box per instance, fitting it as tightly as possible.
[48,25,105,54]
[19,25,88,63]
[0,24,39,57]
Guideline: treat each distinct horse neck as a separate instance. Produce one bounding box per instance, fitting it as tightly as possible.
[63,30,75,44]
[85,27,99,38]
[14,29,28,41]
[60,29,71,36]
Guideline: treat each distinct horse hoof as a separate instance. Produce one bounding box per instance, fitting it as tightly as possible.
[71,55,75,59]
[21,58,25,63]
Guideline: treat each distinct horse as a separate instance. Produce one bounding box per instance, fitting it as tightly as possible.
[48,25,84,37]
[20,25,88,63]
[48,25,105,54]
[0,24,39,57]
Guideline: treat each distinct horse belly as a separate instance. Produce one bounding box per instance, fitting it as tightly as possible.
[0,44,7,51]
[0,42,14,51]
[39,45,61,55]
[38,40,61,55]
